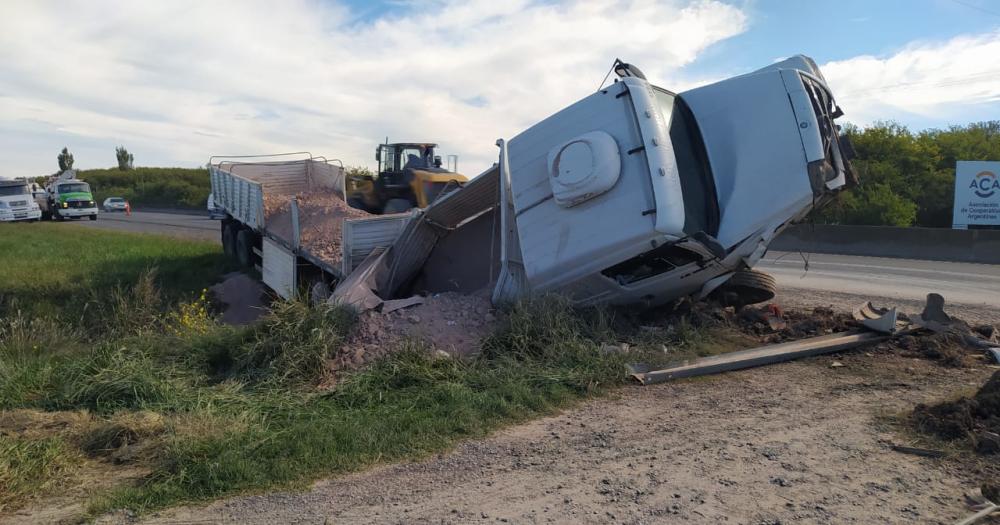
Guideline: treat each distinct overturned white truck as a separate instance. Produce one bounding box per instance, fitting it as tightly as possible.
[334,55,856,309]
[211,55,855,309]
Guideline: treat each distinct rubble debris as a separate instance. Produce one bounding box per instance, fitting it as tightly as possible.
[852,302,900,334]
[325,291,498,383]
[912,371,1000,454]
[265,190,372,269]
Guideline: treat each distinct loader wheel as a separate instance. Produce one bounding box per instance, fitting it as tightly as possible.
[718,269,777,307]
[222,221,237,259]
[382,198,412,214]
[236,229,253,268]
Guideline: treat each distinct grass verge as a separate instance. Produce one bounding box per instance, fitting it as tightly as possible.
[0,225,721,519]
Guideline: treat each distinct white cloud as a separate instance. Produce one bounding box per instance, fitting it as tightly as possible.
[0,0,747,176]
[822,31,1000,126]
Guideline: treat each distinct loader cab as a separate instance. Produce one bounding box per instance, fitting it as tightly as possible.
[346,142,466,214]
[376,143,441,182]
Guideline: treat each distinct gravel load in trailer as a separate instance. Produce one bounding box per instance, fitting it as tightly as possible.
[209,153,402,298]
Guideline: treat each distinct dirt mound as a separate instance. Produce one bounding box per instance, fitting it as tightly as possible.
[264,191,372,269]
[913,371,1000,454]
[323,292,497,383]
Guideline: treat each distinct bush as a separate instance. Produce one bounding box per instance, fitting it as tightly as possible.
[78,167,210,209]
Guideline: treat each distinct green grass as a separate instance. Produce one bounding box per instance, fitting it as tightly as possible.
[0,226,713,518]
[77,167,210,209]
[0,435,80,512]
[0,222,228,320]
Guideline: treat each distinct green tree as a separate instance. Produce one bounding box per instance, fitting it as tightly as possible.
[116,146,134,171]
[57,147,74,171]
[815,120,1000,227]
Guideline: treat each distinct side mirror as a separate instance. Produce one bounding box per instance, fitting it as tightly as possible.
[433,155,442,168]
[375,148,381,162]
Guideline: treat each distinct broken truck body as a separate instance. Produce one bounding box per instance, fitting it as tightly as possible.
[209,55,855,309]
[347,55,856,308]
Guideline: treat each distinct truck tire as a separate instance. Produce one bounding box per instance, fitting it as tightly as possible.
[89,214,97,221]
[222,221,237,259]
[236,229,253,267]
[382,198,412,214]
[720,269,777,307]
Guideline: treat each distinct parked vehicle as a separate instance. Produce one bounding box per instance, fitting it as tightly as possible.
[45,170,99,221]
[0,178,42,222]
[103,197,128,212]
[346,142,467,214]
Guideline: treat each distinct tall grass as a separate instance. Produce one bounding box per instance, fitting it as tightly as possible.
[0,226,708,518]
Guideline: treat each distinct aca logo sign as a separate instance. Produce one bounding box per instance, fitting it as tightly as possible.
[971,170,1000,198]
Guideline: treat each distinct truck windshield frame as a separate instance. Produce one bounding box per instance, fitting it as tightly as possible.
[650,87,720,237]
[0,184,29,197]
[58,183,91,194]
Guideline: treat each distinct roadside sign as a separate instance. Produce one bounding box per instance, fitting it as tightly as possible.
[952,161,1000,229]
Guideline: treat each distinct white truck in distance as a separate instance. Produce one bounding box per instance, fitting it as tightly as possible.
[0,178,42,222]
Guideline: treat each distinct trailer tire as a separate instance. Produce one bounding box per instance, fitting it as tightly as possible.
[236,229,253,268]
[382,198,412,214]
[222,222,237,259]
[719,269,776,307]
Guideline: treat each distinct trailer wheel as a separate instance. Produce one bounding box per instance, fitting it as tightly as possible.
[236,229,254,267]
[717,269,777,307]
[222,221,237,259]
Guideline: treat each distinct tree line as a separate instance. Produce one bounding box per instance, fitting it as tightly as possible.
[818,121,1000,227]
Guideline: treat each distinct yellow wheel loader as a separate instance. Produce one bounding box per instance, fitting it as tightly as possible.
[346,142,467,214]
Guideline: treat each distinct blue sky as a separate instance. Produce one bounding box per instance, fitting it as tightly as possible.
[1,0,999,177]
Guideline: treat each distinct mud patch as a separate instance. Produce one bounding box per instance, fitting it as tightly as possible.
[913,371,1000,454]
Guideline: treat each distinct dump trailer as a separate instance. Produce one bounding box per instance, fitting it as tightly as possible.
[336,55,857,309]
[208,153,411,299]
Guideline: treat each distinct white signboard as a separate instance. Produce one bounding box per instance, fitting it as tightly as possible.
[952,160,1000,229]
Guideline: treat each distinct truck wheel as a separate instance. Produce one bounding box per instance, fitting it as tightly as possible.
[719,269,777,307]
[222,222,237,259]
[89,214,97,221]
[382,198,412,214]
[236,229,254,267]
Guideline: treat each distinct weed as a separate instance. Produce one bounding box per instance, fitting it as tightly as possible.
[0,435,80,512]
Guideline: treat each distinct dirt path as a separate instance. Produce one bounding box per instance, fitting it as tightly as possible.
[133,350,998,524]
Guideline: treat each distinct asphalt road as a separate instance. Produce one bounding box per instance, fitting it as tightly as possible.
[759,251,1000,308]
[74,210,220,242]
[69,212,999,309]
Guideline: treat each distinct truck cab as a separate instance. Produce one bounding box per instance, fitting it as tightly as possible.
[0,179,42,222]
[48,173,98,221]
[504,55,854,306]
